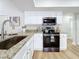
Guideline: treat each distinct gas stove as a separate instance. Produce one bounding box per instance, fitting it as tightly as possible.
[42,17,60,52]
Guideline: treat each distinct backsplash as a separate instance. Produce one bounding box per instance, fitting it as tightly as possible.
[0,16,23,34]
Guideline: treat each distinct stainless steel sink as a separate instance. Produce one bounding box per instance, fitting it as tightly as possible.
[8,33,18,36]
[0,36,27,50]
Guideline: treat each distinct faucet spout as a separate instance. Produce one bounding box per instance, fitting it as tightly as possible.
[1,19,14,40]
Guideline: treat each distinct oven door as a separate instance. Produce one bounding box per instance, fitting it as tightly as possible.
[43,34,51,47]
[43,34,59,52]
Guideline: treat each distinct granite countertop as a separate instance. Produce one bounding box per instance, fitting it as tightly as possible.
[0,30,37,59]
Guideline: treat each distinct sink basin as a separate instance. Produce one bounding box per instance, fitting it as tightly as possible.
[8,33,18,36]
[0,36,27,50]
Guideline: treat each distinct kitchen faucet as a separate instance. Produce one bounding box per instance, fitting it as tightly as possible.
[1,17,14,40]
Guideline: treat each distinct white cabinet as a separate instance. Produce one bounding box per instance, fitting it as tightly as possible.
[34,33,43,51]
[12,35,34,59]
[60,34,67,50]
[27,37,34,59]
[13,32,43,59]
[24,11,63,25]
[23,48,28,59]
[56,12,63,24]
[27,44,33,59]
[12,41,28,59]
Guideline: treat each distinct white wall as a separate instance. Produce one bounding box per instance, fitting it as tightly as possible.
[24,11,63,25]
[61,13,77,45]
[62,13,79,45]
[62,14,74,38]
[0,0,23,16]
[70,14,79,45]
[0,0,24,34]
[76,14,79,44]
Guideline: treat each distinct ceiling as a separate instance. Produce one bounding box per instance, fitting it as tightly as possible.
[11,0,79,13]
[34,0,79,7]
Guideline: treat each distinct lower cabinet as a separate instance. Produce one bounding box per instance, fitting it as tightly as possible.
[27,48,32,59]
[27,40,33,59]
[60,34,67,50]
[23,49,28,59]
[34,33,43,51]
[12,43,28,59]
[12,32,43,59]
[12,33,67,59]
[12,35,34,59]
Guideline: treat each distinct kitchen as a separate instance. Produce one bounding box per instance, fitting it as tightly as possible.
[0,0,79,59]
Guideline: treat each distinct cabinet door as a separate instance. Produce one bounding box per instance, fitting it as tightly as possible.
[23,49,28,59]
[27,43,33,59]
[57,12,63,24]
[27,49,32,59]
[60,34,67,50]
[30,39,34,56]
[34,33,43,51]
[12,36,34,59]
[12,43,28,59]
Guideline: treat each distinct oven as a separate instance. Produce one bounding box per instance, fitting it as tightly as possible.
[42,17,59,52]
[43,34,59,47]
[43,34,60,52]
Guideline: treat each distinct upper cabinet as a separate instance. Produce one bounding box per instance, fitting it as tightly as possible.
[24,11,63,25]
[57,12,63,24]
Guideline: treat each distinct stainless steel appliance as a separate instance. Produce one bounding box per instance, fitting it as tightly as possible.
[43,17,56,25]
[42,17,60,52]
